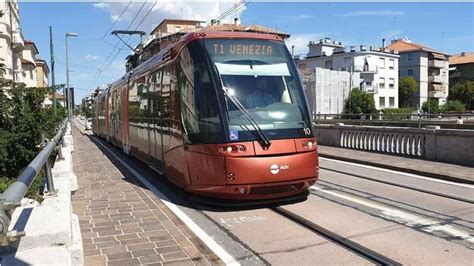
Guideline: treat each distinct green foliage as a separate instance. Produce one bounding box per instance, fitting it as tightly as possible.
[0,85,66,186]
[343,88,377,114]
[382,107,416,120]
[398,77,418,108]
[421,99,440,113]
[441,100,466,113]
[448,81,474,110]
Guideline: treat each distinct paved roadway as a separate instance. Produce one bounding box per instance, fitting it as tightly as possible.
[74,117,474,265]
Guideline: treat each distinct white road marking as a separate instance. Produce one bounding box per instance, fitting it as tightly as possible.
[219,216,267,228]
[311,186,474,244]
[93,137,240,266]
[319,157,474,189]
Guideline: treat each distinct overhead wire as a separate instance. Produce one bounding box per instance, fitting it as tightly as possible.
[87,0,148,90]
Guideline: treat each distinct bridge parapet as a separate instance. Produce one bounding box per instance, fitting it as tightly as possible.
[315,124,474,167]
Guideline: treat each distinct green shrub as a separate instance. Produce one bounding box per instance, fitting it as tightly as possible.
[382,107,416,120]
[441,100,466,113]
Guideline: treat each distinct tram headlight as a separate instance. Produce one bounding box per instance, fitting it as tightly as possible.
[219,144,246,154]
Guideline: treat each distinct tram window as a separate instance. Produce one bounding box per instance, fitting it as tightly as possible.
[149,70,163,126]
[178,44,224,144]
[161,69,172,129]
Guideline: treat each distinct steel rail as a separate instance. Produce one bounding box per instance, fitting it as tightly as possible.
[0,118,68,245]
[272,207,402,266]
[320,167,474,205]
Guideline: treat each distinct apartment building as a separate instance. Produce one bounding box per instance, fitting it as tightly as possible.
[35,58,49,88]
[22,40,39,87]
[0,0,25,89]
[449,52,474,86]
[387,38,450,107]
[297,38,400,110]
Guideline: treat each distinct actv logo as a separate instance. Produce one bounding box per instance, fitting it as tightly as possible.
[270,164,289,174]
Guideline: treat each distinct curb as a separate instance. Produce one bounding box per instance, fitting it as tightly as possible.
[319,153,474,185]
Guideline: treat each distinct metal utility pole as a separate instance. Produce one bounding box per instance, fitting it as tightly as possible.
[49,26,56,115]
[65,32,78,117]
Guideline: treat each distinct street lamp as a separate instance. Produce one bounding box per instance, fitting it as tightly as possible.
[65,32,78,117]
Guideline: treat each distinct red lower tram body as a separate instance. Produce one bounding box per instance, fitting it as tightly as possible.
[93,31,319,201]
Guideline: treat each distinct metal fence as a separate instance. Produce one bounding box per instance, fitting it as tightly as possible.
[0,118,68,246]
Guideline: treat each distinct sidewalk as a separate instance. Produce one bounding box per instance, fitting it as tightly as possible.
[71,128,221,265]
[318,145,474,184]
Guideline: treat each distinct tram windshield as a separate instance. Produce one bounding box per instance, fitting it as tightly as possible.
[204,38,313,141]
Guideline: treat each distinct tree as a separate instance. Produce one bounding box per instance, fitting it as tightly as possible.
[0,86,65,178]
[343,88,377,114]
[398,77,418,108]
[421,98,440,113]
[448,81,474,110]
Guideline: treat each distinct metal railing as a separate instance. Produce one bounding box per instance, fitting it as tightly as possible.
[0,118,68,246]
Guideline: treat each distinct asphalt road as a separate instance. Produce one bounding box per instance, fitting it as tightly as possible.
[74,118,474,265]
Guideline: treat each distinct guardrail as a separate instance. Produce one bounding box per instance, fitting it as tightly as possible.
[0,118,68,246]
[314,124,474,167]
[340,128,424,157]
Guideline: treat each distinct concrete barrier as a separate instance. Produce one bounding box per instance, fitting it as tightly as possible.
[1,123,83,265]
[314,124,474,167]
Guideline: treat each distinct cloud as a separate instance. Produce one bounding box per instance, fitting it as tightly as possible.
[93,1,247,33]
[292,14,314,20]
[85,54,99,60]
[93,3,110,9]
[339,10,405,17]
[285,33,326,56]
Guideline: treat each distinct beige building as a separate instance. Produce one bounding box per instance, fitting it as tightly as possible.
[387,38,450,107]
[22,40,39,87]
[35,58,49,88]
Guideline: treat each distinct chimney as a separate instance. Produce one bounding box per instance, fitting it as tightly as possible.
[382,38,386,50]
[291,45,295,56]
[211,19,215,25]
[234,18,239,26]
[461,52,466,57]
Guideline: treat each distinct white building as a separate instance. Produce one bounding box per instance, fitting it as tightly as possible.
[0,0,26,89]
[297,38,400,110]
[386,38,450,107]
[300,67,361,114]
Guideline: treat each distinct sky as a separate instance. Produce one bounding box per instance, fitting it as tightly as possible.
[19,1,474,105]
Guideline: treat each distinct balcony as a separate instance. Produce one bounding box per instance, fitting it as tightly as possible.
[12,30,24,52]
[354,65,378,74]
[428,59,447,69]
[361,83,378,94]
[428,74,446,83]
[428,83,448,98]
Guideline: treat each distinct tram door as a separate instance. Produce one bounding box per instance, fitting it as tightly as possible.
[112,88,121,145]
[149,71,164,170]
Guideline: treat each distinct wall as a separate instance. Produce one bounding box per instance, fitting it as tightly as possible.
[314,124,474,167]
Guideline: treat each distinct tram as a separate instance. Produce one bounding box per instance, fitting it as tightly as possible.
[93,31,319,201]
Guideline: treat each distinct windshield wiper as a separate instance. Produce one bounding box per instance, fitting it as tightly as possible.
[210,60,271,149]
[222,87,272,149]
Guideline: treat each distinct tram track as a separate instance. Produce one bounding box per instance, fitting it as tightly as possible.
[271,206,401,266]
[319,166,474,204]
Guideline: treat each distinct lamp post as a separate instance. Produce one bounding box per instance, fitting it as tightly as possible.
[65,32,78,117]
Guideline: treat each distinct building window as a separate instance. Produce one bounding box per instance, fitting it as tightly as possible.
[407,69,414,76]
[379,97,385,108]
[379,77,385,88]
[389,78,395,88]
[366,81,372,87]
[175,26,181,32]
[325,60,333,70]
[389,97,395,107]
[407,53,414,61]
[379,58,385,68]
[389,59,395,69]
[344,57,351,68]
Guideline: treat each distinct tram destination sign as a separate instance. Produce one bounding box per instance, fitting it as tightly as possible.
[205,39,284,58]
